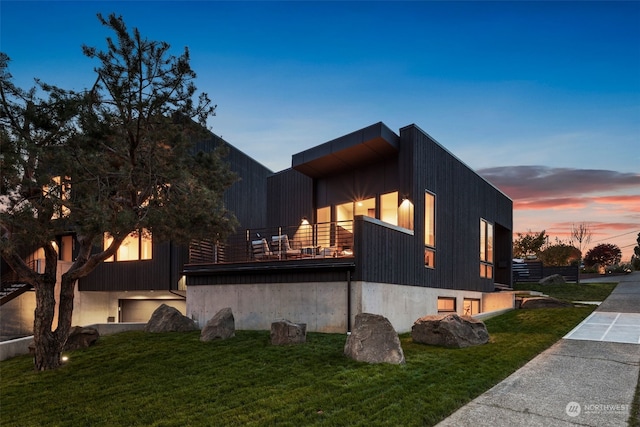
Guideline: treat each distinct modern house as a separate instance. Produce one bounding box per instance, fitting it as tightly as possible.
[1,121,513,337]
[185,122,514,333]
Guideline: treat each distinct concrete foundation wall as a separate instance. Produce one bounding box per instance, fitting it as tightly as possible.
[355,282,489,333]
[483,291,515,313]
[187,282,349,333]
[187,281,515,334]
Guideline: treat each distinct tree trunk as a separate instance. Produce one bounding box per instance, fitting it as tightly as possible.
[33,277,63,371]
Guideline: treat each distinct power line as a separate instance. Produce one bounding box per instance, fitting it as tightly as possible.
[590,229,640,244]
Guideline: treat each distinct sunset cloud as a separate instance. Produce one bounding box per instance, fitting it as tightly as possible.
[479,166,640,200]
[480,166,640,260]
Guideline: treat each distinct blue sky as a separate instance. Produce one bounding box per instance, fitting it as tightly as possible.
[2,1,639,259]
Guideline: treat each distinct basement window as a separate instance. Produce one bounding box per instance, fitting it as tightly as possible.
[437,297,456,313]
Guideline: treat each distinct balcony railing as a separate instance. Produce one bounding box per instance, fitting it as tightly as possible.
[189,221,354,264]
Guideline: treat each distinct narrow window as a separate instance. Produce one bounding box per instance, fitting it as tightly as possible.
[480,219,494,278]
[316,206,331,248]
[424,192,435,268]
[380,191,398,226]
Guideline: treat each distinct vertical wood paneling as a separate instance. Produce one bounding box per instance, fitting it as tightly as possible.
[80,134,271,292]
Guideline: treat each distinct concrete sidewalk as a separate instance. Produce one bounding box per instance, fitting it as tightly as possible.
[436,272,640,427]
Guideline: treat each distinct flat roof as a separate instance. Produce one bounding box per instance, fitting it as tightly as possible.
[292,122,399,178]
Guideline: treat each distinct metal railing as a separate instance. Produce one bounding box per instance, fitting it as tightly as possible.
[189,221,354,264]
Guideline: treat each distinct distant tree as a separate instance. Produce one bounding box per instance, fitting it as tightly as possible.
[632,232,640,271]
[569,222,592,283]
[0,14,237,370]
[570,222,592,256]
[513,230,546,259]
[584,244,622,268]
[539,242,581,266]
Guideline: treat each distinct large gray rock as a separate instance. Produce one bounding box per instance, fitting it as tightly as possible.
[200,307,235,341]
[344,313,405,365]
[521,296,572,309]
[412,314,489,348]
[63,326,100,351]
[144,304,197,333]
[270,319,306,345]
[539,274,566,286]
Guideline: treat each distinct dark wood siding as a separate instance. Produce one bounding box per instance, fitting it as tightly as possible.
[192,135,271,229]
[396,125,512,293]
[267,169,314,227]
[353,217,415,285]
[79,242,188,291]
[80,134,271,292]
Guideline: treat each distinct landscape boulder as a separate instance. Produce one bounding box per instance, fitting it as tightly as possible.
[29,326,100,355]
[144,304,197,333]
[270,319,307,345]
[520,296,572,309]
[411,314,489,348]
[539,274,566,286]
[201,307,236,341]
[344,313,405,364]
[63,326,100,351]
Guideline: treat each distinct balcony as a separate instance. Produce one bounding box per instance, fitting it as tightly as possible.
[188,220,355,265]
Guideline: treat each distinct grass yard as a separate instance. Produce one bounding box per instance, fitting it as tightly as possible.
[513,281,617,302]
[1,307,596,427]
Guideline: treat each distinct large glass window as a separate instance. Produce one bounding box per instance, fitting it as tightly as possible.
[355,197,376,218]
[424,192,435,268]
[380,191,398,226]
[480,219,494,278]
[104,230,152,262]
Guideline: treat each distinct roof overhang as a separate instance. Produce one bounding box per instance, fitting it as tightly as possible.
[292,122,399,178]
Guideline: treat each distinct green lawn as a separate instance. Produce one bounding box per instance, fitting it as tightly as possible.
[513,282,617,302]
[1,307,596,427]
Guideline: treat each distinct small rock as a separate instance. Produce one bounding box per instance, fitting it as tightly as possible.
[270,319,307,345]
[520,296,572,309]
[63,326,100,351]
[539,274,566,286]
[201,307,235,341]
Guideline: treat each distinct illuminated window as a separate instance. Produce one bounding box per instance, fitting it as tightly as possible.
[104,230,152,262]
[480,219,494,278]
[424,192,435,268]
[463,299,481,316]
[380,192,398,226]
[437,297,456,313]
[355,197,375,218]
[336,201,354,233]
[43,176,71,219]
[316,206,331,248]
[316,206,331,224]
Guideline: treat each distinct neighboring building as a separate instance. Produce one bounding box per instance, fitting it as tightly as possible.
[1,122,513,337]
[0,134,272,335]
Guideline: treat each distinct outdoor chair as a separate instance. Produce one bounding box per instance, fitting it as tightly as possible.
[251,238,275,260]
[271,235,300,259]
